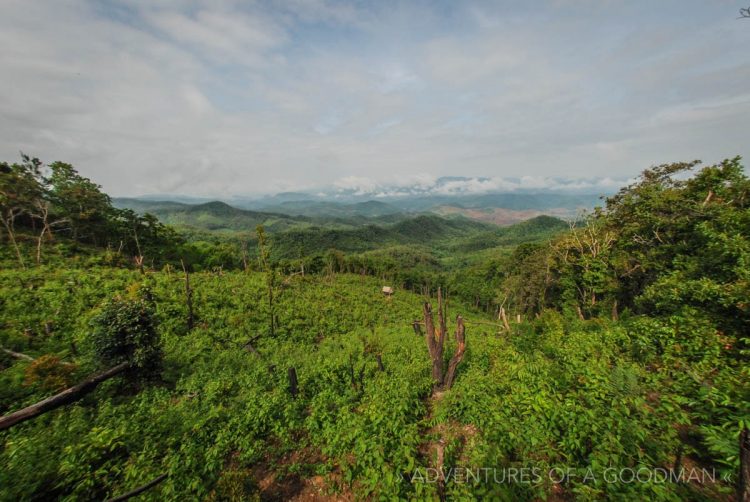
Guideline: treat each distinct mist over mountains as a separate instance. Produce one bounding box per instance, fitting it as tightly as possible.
[124,175,613,216]
[115,175,612,231]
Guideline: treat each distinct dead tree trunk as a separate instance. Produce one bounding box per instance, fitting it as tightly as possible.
[0,362,129,431]
[611,300,619,321]
[740,427,750,502]
[134,255,145,275]
[423,288,467,392]
[423,290,445,388]
[181,260,194,332]
[106,473,167,502]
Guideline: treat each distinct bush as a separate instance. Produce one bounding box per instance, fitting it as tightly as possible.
[90,294,163,380]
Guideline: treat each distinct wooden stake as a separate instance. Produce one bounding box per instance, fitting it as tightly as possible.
[288,367,298,399]
[180,259,194,332]
[412,320,422,336]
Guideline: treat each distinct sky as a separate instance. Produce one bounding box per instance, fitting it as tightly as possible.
[1,0,749,197]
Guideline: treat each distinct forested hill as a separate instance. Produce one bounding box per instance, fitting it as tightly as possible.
[113,198,315,233]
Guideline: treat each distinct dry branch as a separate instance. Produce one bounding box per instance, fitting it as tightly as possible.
[1,346,75,367]
[1,346,34,362]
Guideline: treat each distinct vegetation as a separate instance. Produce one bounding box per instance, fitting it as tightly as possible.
[0,155,748,500]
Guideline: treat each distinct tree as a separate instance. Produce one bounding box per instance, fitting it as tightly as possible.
[0,155,45,268]
[47,161,112,244]
[256,225,278,337]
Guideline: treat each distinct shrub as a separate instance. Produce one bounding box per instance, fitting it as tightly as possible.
[90,295,163,380]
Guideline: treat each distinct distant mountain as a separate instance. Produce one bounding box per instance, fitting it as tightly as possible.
[255,199,402,218]
[380,192,602,213]
[114,198,313,233]
[113,198,190,212]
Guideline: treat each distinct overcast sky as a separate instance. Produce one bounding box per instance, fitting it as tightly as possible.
[1,1,748,196]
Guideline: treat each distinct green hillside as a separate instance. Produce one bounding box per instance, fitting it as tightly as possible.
[1,156,748,501]
[270,214,497,259]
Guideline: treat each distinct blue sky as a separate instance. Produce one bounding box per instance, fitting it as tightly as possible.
[1,0,748,196]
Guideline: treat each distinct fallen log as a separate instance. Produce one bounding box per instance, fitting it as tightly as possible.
[106,473,167,502]
[0,361,129,431]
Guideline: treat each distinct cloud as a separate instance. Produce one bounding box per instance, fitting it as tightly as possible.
[0,0,747,197]
[329,174,630,197]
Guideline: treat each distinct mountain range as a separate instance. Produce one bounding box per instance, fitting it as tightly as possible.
[115,176,610,230]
